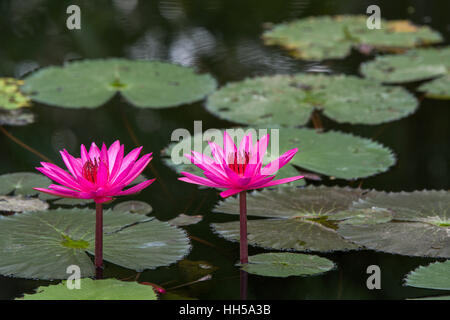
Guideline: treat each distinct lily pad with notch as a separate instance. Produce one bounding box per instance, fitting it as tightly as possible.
[211,186,384,252]
[0,208,191,279]
[361,47,450,84]
[405,260,450,291]
[262,16,442,60]
[338,190,450,258]
[206,74,418,126]
[21,59,217,109]
[0,172,52,196]
[162,127,395,181]
[240,252,335,277]
[19,278,157,300]
[0,195,49,213]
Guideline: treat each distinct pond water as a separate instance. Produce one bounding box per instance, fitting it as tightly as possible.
[0,0,449,299]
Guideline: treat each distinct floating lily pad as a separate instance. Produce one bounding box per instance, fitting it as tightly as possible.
[0,208,191,279]
[418,75,450,99]
[22,59,217,109]
[405,260,450,291]
[206,74,417,126]
[338,190,450,258]
[0,109,35,126]
[410,295,450,300]
[169,214,203,226]
[0,172,52,196]
[211,186,381,252]
[263,16,442,60]
[361,47,450,83]
[0,195,49,213]
[163,128,395,181]
[0,78,31,110]
[113,200,153,215]
[19,279,157,300]
[240,252,335,277]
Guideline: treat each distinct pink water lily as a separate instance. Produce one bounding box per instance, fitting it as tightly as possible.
[179,131,303,269]
[34,140,155,203]
[34,140,154,279]
[179,132,304,197]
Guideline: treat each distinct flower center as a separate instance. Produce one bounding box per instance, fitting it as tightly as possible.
[82,158,98,183]
[227,151,251,176]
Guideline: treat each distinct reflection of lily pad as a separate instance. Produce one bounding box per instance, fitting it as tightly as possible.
[418,75,450,100]
[0,172,52,196]
[163,128,395,181]
[338,191,450,258]
[113,201,153,215]
[263,16,442,60]
[0,195,49,213]
[0,78,31,110]
[22,59,217,109]
[52,198,94,206]
[19,279,157,300]
[240,252,335,277]
[0,208,191,279]
[405,260,450,291]
[361,47,450,83]
[206,74,418,126]
[0,109,35,126]
[212,186,380,252]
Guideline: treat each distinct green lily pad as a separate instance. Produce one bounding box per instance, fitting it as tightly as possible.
[338,190,450,258]
[22,59,217,109]
[418,75,450,100]
[0,208,191,279]
[263,16,442,60]
[0,109,35,126]
[0,195,49,213]
[206,74,418,126]
[19,278,157,300]
[113,200,153,215]
[0,172,52,196]
[169,214,203,227]
[405,260,450,291]
[361,47,450,83]
[211,186,381,252]
[240,252,335,277]
[410,295,450,300]
[163,127,395,181]
[0,78,31,110]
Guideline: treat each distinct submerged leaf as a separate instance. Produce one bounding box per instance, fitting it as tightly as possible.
[169,214,203,226]
[0,109,35,126]
[0,195,48,213]
[113,200,153,215]
[0,208,191,279]
[19,279,157,300]
[22,59,217,109]
[240,252,335,277]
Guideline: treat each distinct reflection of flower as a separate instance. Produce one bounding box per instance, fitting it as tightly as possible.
[179,131,304,197]
[35,141,154,203]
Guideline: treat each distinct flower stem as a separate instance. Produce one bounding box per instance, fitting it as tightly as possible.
[95,203,103,279]
[239,191,248,264]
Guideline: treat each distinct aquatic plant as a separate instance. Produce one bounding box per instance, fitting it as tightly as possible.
[34,140,154,278]
[178,131,303,264]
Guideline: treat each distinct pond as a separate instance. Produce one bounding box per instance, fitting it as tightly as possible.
[0,0,449,300]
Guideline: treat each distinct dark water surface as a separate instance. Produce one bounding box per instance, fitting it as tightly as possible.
[0,0,449,299]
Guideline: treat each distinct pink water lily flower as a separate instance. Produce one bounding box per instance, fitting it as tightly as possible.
[34,140,155,203]
[179,132,304,197]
